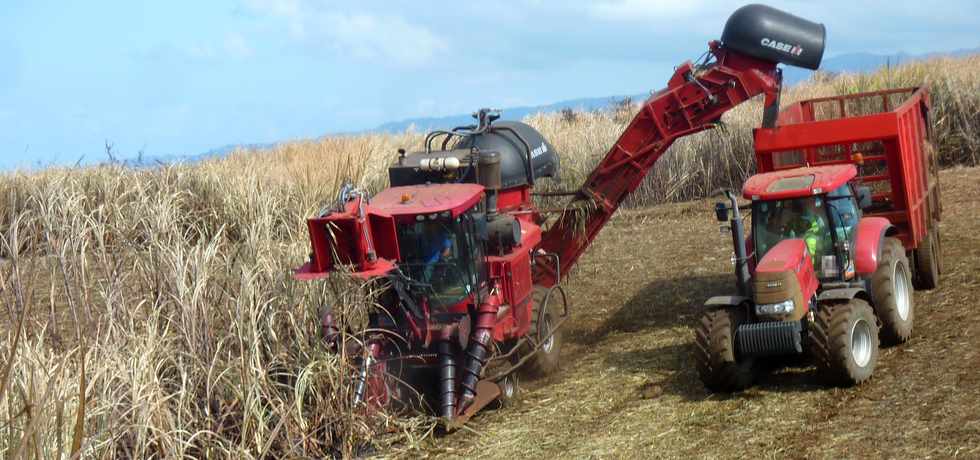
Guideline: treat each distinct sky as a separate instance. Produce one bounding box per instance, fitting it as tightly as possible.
[1,0,978,169]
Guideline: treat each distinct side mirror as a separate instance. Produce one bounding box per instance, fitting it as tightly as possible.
[856,186,872,209]
[714,202,730,222]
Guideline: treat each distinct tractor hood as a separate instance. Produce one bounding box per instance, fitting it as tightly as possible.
[752,239,818,321]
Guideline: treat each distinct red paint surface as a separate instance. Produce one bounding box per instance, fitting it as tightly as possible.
[535,42,782,287]
[753,87,937,252]
[853,217,892,275]
[742,165,856,200]
[371,183,483,218]
[755,239,819,310]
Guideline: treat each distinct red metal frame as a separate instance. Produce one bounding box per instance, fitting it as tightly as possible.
[753,87,937,250]
[535,41,782,286]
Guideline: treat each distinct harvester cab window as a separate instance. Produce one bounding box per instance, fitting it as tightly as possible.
[396,214,479,308]
[753,197,833,274]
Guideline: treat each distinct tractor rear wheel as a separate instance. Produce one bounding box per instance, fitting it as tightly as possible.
[521,286,564,378]
[694,307,754,392]
[914,227,941,290]
[872,237,915,344]
[809,299,879,386]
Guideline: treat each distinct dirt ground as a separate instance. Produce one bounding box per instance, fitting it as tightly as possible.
[421,166,980,459]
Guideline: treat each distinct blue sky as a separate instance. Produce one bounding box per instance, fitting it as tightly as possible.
[1,1,978,169]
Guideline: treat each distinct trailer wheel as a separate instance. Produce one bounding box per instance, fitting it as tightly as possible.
[694,307,754,392]
[914,227,941,290]
[521,286,563,378]
[809,299,879,386]
[872,237,915,344]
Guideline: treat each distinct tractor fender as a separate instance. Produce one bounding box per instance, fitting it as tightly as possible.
[704,295,751,309]
[817,287,867,303]
[853,217,893,275]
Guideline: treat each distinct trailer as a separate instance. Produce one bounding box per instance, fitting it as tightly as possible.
[753,87,942,288]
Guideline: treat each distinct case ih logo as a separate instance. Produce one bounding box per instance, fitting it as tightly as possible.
[760,38,803,57]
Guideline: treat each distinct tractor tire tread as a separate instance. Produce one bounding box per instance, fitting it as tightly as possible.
[871,238,914,345]
[694,308,753,392]
[914,228,940,290]
[809,299,879,386]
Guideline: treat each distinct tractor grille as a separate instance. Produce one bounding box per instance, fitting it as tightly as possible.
[736,321,803,357]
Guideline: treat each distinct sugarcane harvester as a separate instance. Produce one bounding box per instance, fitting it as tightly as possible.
[295,4,826,424]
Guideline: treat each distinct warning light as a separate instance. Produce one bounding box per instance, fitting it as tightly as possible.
[851,153,864,165]
[400,193,412,203]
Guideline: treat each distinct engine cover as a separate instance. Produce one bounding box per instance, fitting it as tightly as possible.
[753,239,819,321]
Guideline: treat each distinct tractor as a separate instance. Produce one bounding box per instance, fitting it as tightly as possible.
[296,4,827,423]
[697,86,941,390]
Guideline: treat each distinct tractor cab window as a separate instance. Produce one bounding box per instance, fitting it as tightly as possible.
[752,196,834,274]
[826,185,859,246]
[396,212,480,308]
[825,185,859,278]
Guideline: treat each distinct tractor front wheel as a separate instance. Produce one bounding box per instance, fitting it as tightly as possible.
[520,286,564,378]
[694,307,754,392]
[872,237,915,344]
[809,299,879,386]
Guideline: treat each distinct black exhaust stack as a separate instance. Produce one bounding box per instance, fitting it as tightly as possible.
[717,191,752,297]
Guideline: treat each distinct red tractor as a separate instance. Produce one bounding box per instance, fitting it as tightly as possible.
[296,4,826,423]
[697,87,941,391]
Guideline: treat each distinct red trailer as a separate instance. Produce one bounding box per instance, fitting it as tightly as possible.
[753,87,942,286]
[696,87,942,392]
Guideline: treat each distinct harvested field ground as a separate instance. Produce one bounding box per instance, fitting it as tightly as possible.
[427,166,980,459]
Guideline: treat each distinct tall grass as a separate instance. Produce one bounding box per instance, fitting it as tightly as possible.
[0,54,977,458]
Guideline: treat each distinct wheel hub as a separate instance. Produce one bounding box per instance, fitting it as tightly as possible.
[540,315,555,353]
[502,377,515,398]
[894,262,911,320]
[850,318,874,367]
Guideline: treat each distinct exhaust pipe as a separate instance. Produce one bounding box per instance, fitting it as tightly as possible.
[717,190,751,297]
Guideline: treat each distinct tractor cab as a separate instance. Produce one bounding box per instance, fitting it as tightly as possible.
[743,165,869,281]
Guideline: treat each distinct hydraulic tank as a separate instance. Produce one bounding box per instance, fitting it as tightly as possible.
[454,121,559,189]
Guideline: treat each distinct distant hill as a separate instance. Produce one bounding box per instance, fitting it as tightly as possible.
[377,47,980,134]
[127,46,976,167]
[373,94,649,134]
[782,46,980,85]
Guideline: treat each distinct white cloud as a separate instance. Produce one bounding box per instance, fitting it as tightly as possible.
[588,0,708,22]
[183,32,253,61]
[224,32,253,58]
[243,0,448,67]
